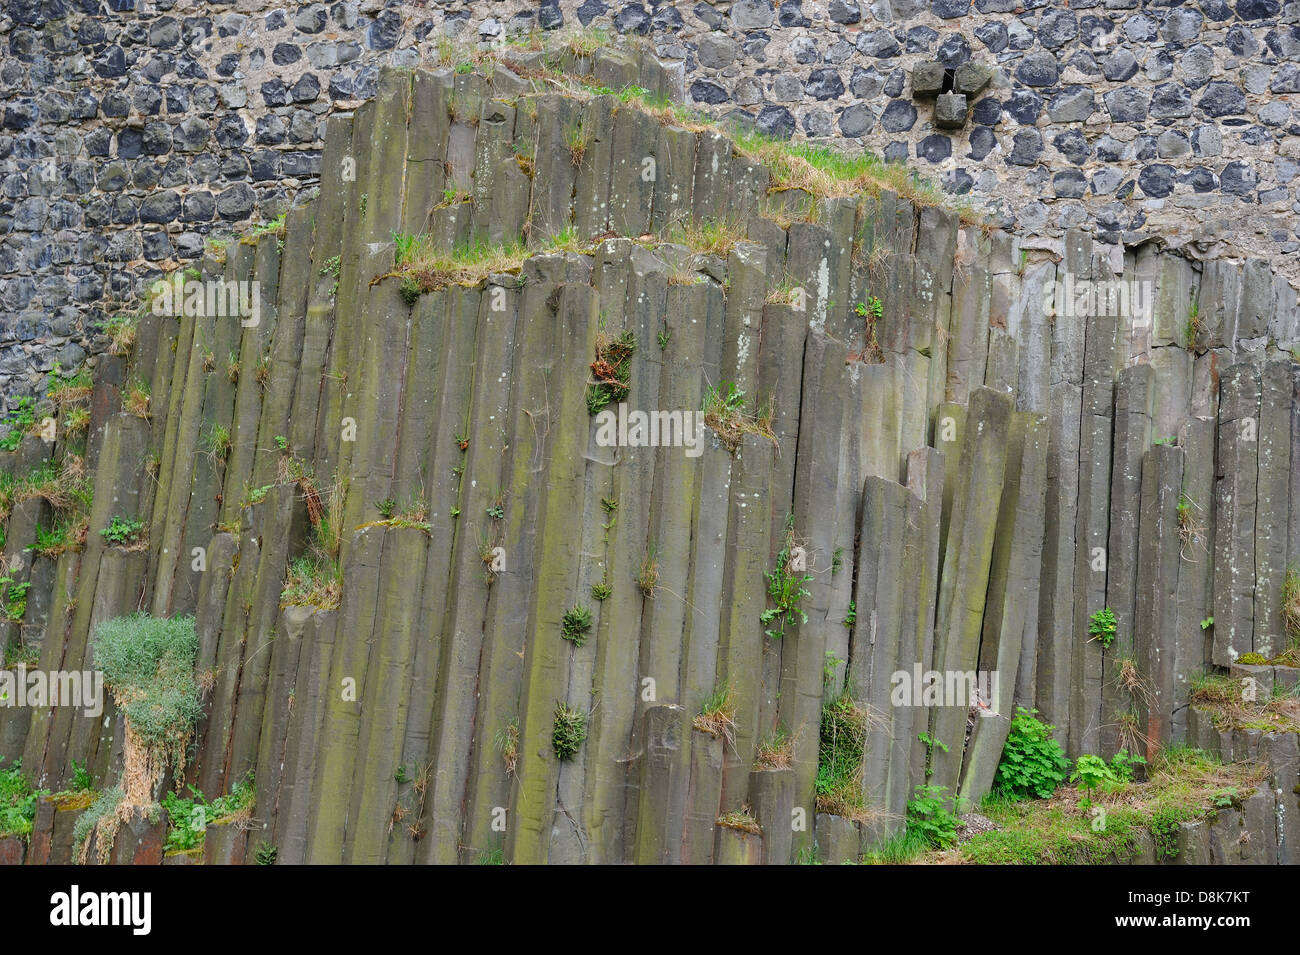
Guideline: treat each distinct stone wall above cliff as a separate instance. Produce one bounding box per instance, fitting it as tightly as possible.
[1,0,1298,405]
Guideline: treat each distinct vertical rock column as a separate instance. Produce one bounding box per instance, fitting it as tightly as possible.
[959,411,1048,803]
[1102,364,1153,754]
[1214,364,1261,664]
[1134,445,1185,758]
[928,387,1012,794]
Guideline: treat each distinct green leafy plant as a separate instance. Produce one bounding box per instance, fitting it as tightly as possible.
[1070,754,1116,806]
[69,759,94,793]
[560,604,593,648]
[761,516,813,638]
[255,842,278,865]
[590,581,612,601]
[0,574,30,622]
[100,515,145,547]
[994,706,1069,799]
[0,759,41,838]
[843,600,856,628]
[855,296,883,322]
[161,774,255,853]
[1109,749,1146,785]
[1088,606,1118,649]
[376,498,397,519]
[0,397,37,452]
[906,784,959,849]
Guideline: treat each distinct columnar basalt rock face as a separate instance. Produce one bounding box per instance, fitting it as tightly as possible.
[1,48,1298,864]
[3,0,1300,408]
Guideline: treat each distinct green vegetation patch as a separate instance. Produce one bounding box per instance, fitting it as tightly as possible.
[0,759,40,839]
[960,747,1264,865]
[586,329,636,416]
[93,613,202,780]
[162,774,255,854]
[552,701,587,761]
[815,693,870,819]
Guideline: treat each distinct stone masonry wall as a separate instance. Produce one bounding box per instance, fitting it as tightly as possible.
[2,0,1299,405]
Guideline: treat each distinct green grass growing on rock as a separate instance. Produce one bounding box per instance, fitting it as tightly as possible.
[815,692,871,819]
[952,747,1265,865]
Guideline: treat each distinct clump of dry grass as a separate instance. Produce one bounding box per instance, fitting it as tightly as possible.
[1114,656,1154,708]
[716,808,761,835]
[701,380,777,454]
[693,680,737,751]
[754,728,794,770]
[123,378,151,419]
[494,719,520,777]
[1178,492,1209,562]
[1190,671,1300,733]
[382,239,530,296]
[663,218,746,258]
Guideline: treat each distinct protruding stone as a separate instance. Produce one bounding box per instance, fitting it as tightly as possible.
[954,62,992,97]
[911,61,944,99]
[934,92,969,128]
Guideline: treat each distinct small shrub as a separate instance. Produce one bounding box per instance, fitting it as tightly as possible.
[94,614,202,785]
[906,784,959,849]
[1070,754,1116,805]
[72,785,124,863]
[994,706,1069,799]
[552,701,587,761]
[255,842,278,865]
[590,581,612,601]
